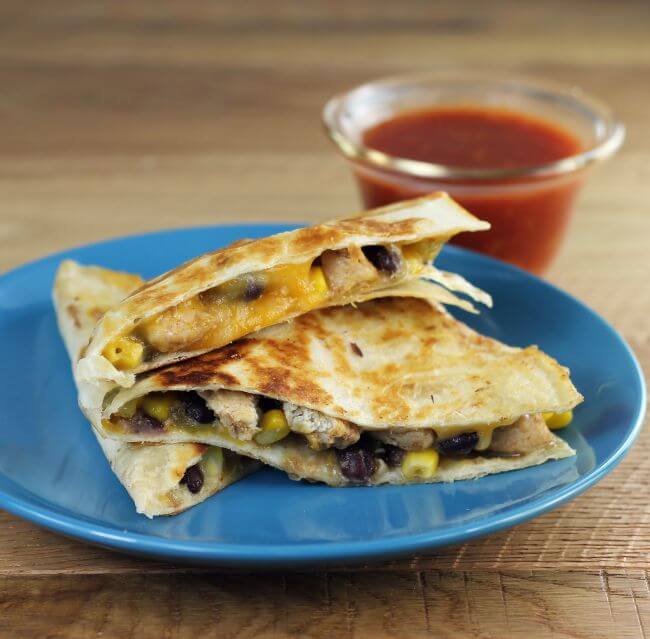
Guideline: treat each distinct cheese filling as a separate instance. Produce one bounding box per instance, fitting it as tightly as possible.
[102,240,441,370]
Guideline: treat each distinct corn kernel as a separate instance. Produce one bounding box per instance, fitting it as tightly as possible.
[141,393,177,423]
[116,398,140,419]
[200,447,224,477]
[544,410,573,430]
[402,449,439,480]
[103,336,144,370]
[254,409,290,446]
[309,265,329,296]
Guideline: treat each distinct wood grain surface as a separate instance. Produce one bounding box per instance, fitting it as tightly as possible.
[0,1,648,637]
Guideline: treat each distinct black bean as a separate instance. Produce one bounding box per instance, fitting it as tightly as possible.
[182,392,215,424]
[436,432,479,456]
[336,445,377,483]
[362,245,401,274]
[258,396,282,412]
[180,464,204,494]
[242,275,265,301]
[382,444,406,468]
[130,411,164,433]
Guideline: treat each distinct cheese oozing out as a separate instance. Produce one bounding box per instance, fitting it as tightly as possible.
[102,240,441,371]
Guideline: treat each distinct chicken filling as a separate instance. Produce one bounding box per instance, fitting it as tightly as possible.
[102,239,441,370]
[108,390,573,484]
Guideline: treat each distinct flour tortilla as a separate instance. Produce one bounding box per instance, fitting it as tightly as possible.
[95,284,579,485]
[54,260,258,517]
[107,297,582,436]
[76,194,489,410]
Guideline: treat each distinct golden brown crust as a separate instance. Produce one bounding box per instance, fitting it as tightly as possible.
[108,296,582,436]
[81,193,489,374]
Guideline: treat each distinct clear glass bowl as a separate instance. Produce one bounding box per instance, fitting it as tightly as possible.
[323,71,625,274]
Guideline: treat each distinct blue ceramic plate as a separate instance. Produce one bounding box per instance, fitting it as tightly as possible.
[0,225,645,568]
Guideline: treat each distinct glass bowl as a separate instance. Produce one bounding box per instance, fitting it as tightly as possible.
[323,71,625,274]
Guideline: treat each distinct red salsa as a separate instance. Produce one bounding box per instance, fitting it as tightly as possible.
[359,107,584,273]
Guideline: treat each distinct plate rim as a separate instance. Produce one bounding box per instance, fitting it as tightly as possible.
[0,224,645,566]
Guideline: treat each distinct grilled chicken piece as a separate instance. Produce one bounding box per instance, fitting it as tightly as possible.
[489,413,553,455]
[372,428,436,451]
[139,297,212,354]
[282,402,361,450]
[199,390,261,440]
[320,245,378,294]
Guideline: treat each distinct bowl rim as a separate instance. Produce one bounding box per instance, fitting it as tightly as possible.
[322,71,626,180]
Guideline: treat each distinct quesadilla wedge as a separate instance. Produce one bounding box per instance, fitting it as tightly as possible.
[54,260,258,517]
[76,193,489,400]
[95,286,582,486]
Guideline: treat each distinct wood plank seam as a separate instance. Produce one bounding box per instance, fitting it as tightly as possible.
[416,571,432,633]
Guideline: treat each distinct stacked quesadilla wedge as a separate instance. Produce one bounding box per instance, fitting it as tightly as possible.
[75,192,490,429]
[84,284,582,487]
[54,260,258,517]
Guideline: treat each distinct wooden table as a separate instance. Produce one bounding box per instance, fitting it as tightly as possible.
[0,2,648,637]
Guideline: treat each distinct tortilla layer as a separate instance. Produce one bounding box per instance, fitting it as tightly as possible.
[106,297,582,439]
[54,260,257,517]
[78,193,489,388]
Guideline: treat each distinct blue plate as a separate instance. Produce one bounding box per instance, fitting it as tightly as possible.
[0,225,645,567]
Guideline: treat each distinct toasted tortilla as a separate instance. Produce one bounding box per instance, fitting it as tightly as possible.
[105,297,582,438]
[54,260,258,517]
[77,193,489,397]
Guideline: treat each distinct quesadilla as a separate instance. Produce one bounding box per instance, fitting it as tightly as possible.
[54,260,258,517]
[94,287,582,486]
[75,194,489,408]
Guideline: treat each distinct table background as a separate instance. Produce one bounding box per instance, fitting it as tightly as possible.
[0,1,648,637]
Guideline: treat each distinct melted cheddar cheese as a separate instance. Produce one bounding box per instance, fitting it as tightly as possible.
[436,422,506,449]
[402,239,444,275]
[103,240,438,370]
[188,262,329,351]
